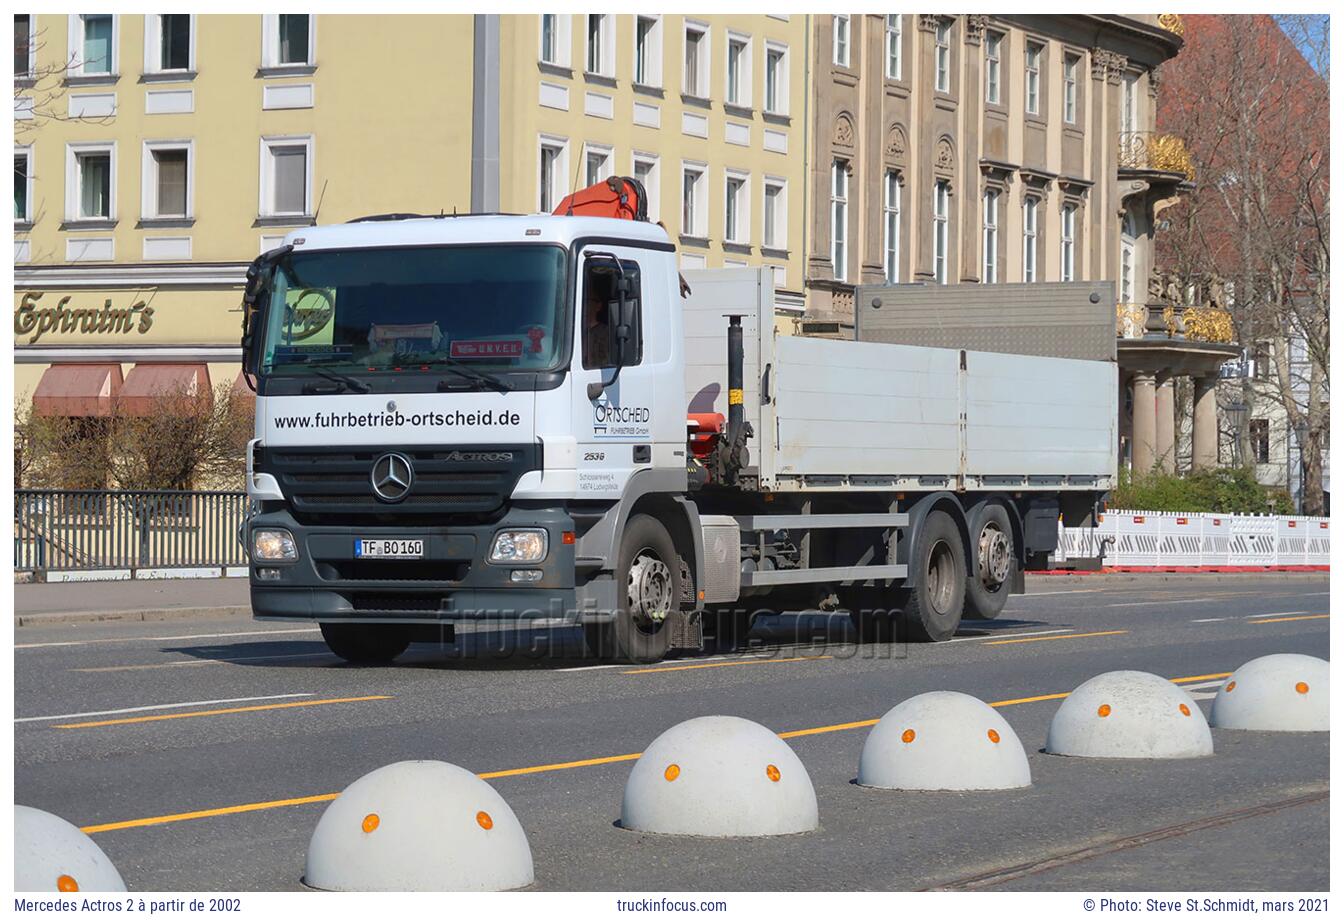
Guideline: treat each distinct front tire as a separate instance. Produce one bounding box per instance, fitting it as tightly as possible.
[964,503,1016,620]
[902,510,967,642]
[583,514,680,663]
[320,623,411,664]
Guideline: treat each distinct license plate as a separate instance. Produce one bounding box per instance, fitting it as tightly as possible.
[355,539,424,559]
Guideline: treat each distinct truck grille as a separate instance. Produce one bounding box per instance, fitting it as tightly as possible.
[260,444,540,522]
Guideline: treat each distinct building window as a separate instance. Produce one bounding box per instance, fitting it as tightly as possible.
[885,15,902,80]
[935,21,951,93]
[539,137,567,212]
[143,142,191,219]
[985,32,1002,104]
[635,16,661,86]
[540,14,559,66]
[982,189,999,283]
[1060,203,1077,281]
[833,15,849,67]
[681,163,707,237]
[883,171,901,283]
[1063,53,1079,124]
[763,179,785,250]
[932,179,950,284]
[725,172,747,243]
[684,22,708,97]
[1122,72,1139,134]
[15,14,34,78]
[726,34,751,107]
[146,14,192,73]
[279,14,310,66]
[1120,212,1137,301]
[1022,197,1039,282]
[15,147,32,222]
[765,43,788,114]
[586,14,613,76]
[632,153,658,222]
[584,145,612,187]
[1025,41,1042,115]
[831,160,848,281]
[260,138,311,217]
[1250,418,1270,464]
[73,14,115,76]
[67,143,115,221]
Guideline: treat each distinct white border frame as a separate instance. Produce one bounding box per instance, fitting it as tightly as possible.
[583,13,614,77]
[67,13,119,78]
[141,139,195,220]
[725,30,753,108]
[723,167,750,244]
[763,40,789,115]
[258,134,314,218]
[633,14,663,88]
[65,140,117,222]
[538,14,572,68]
[762,175,787,251]
[537,133,570,213]
[261,14,317,69]
[680,159,708,238]
[143,13,197,75]
[683,19,710,98]
[14,144,35,223]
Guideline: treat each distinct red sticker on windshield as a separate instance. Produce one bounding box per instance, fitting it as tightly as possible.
[450,339,524,359]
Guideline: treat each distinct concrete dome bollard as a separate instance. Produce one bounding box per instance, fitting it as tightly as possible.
[1046,670,1213,759]
[857,691,1031,790]
[15,805,127,893]
[304,760,533,891]
[1210,653,1329,732]
[621,715,818,837]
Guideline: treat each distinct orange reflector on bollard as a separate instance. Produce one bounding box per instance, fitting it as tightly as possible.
[1179,704,1191,717]
[987,729,1001,744]
[476,811,493,830]
[361,813,380,833]
[901,729,916,743]
[1296,682,1310,695]
[766,764,781,782]
[56,875,79,893]
[1097,704,1112,718]
[663,764,680,782]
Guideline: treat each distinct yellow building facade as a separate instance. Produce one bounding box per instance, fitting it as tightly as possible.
[13,13,808,418]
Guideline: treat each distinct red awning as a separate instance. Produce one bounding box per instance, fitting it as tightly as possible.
[31,364,123,417]
[120,363,212,416]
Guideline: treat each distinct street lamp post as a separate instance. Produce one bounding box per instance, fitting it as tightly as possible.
[1224,401,1248,467]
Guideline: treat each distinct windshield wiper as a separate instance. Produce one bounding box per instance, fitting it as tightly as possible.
[419,357,512,394]
[302,365,370,394]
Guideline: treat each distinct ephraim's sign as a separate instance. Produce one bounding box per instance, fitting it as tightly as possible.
[14,292,156,344]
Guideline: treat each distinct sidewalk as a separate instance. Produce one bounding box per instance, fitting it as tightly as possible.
[13,577,251,626]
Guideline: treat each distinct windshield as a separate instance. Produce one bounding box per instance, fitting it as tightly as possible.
[259,245,568,377]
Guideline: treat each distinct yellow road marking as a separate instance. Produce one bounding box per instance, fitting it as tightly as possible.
[984,629,1127,646]
[75,669,1227,835]
[623,655,832,675]
[55,696,391,729]
[1251,614,1329,625]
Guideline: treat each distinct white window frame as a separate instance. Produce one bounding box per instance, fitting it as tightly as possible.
[1022,196,1039,282]
[831,159,848,281]
[65,141,117,222]
[634,15,662,87]
[885,15,902,80]
[934,20,951,93]
[1120,212,1137,302]
[143,13,196,75]
[683,20,710,98]
[258,135,314,218]
[726,32,752,108]
[724,169,748,243]
[1060,203,1077,281]
[583,142,613,187]
[584,13,614,77]
[985,32,1002,104]
[262,14,315,69]
[1063,53,1078,124]
[1025,41,1042,116]
[982,188,999,283]
[538,134,569,213]
[141,139,194,220]
[68,14,118,78]
[15,144,34,223]
[932,179,950,284]
[681,161,708,237]
[833,15,850,67]
[883,170,901,283]
[539,14,571,68]
[15,14,36,78]
[632,151,660,223]
[764,41,789,115]
[1122,72,1139,134]
[762,177,786,251]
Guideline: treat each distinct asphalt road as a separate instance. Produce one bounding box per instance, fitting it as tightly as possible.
[13,574,1330,892]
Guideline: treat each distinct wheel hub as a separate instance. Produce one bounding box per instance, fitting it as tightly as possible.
[627,551,673,627]
[979,525,1012,588]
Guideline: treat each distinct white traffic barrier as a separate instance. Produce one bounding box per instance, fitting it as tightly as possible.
[1046,670,1213,759]
[304,761,533,892]
[1210,653,1329,732]
[1053,510,1330,568]
[857,691,1031,791]
[14,805,127,893]
[621,715,818,837]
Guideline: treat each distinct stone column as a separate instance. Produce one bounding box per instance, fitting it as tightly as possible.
[959,15,985,281]
[1131,371,1157,474]
[1155,374,1176,474]
[1192,375,1219,470]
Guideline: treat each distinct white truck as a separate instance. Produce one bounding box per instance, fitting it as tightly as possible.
[240,199,1116,663]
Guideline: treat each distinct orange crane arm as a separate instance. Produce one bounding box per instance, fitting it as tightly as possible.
[552,176,649,221]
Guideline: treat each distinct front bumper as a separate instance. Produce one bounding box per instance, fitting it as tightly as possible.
[248,506,578,623]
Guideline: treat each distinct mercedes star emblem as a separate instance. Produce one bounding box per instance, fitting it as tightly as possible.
[370,452,414,503]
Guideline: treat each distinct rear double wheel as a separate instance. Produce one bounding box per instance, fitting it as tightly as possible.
[963,503,1016,620]
[583,514,680,663]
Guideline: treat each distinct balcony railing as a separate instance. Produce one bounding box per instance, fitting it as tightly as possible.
[1158,14,1185,38]
[1118,132,1194,180]
[1116,302,1235,343]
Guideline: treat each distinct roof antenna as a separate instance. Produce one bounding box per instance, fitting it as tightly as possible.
[565,153,584,216]
[313,179,329,223]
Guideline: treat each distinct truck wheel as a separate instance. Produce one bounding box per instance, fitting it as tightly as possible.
[902,510,967,642]
[964,503,1015,620]
[584,514,679,663]
[320,623,411,664]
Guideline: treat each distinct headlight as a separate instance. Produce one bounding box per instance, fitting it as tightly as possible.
[252,528,298,562]
[489,529,548,564]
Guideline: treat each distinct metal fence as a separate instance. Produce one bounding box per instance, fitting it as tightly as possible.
[15,490,250,575]
[1054,509,1331,569]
